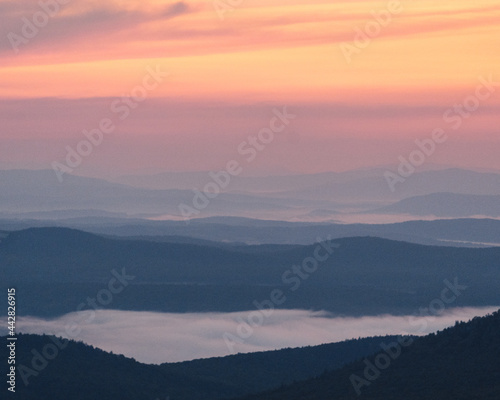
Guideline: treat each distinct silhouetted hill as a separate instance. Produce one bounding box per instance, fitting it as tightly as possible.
[1,228,499,317]
[0,227,304,284]
[0,334,401,400]
[4,227,500,285]
[240,309,500,400]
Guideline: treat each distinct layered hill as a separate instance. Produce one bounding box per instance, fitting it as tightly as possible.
[3,216,500,248]
[1,228,499,317]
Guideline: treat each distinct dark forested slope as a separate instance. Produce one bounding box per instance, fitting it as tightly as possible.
[241,309,500,400]
[0,334,400,400]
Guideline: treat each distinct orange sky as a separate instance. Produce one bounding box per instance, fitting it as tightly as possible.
[1,0,500,100]
[0,0,499,174]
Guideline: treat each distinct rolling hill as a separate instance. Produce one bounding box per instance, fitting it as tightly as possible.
[1,228,499,317]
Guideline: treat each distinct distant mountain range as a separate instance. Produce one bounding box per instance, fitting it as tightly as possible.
[279,168,500,202]
[2,215,500,248]
[0,169,311,219]
[113,167,500,202]
[374,192,500,217]
[2,168,500,220]
[1,228,499,317]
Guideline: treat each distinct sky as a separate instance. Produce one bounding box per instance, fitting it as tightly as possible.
[1,0,499,177]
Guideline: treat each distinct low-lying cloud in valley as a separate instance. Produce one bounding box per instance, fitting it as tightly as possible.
[10,307,498,364]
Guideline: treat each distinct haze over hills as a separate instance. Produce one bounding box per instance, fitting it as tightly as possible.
[271,168,500,202]
[374,192,500,218]
[0,170,313,219]
[112,166,500,200]
[3,168,500,221]
[112,167,391,192]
